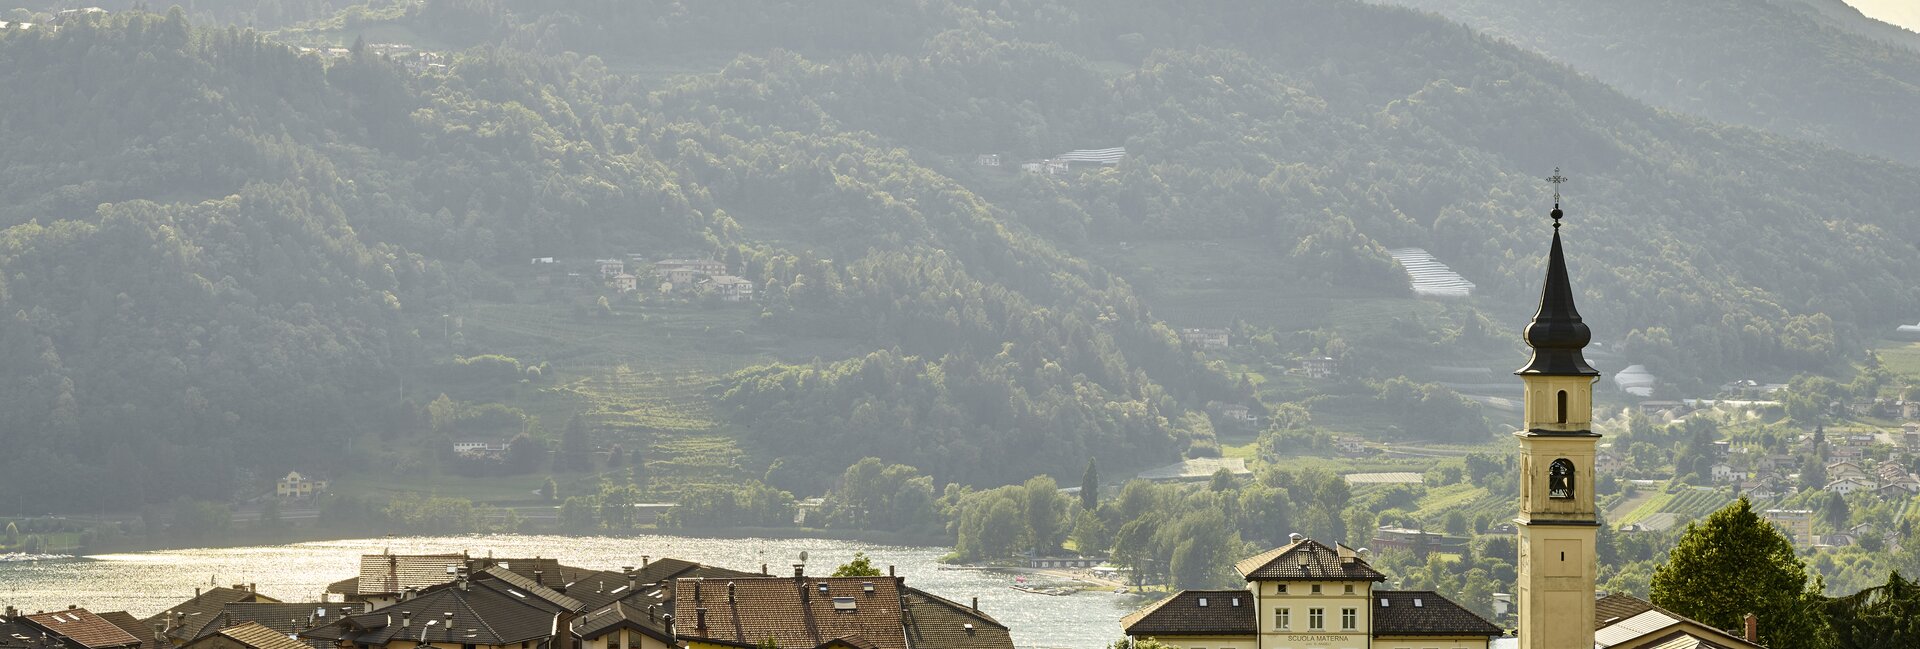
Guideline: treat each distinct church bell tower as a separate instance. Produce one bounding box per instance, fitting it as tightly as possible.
[1515,174,1600,649]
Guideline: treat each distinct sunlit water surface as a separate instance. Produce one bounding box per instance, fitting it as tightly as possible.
[0,534,1132,649]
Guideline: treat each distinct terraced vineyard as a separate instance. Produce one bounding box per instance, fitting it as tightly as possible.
[449,299,867,497]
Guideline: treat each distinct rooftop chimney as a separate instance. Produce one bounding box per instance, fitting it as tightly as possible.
[888,565,895,577]
[1288,532,1303,543]
[641,555,651,568]
[970,597,978,611]
[761,564,768,575]
[693,580,703,602]
[401,612,411,629]
[443,612,454,643]
[727,582,736,603]
[624,566,636,592]
[1744,613,1758,643]
[194,588,202,600]
[793,564,806,579]
[694,608,707,631]
[533,570,543,586]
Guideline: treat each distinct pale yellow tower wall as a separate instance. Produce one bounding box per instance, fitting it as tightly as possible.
[1520,375,1596,432]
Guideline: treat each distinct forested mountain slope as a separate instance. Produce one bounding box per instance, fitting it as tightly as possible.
[1379,0,1920,166]
[0,1,1917,509]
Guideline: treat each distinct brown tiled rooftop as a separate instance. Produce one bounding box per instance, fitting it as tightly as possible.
[1119,590,1256,637]
[23,610,143,649]
[674,576,907,649]
[1234,538,1387,582]
[1372,590,1503,637]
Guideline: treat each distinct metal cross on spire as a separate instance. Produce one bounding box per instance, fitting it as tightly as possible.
[1545,167,1568,227]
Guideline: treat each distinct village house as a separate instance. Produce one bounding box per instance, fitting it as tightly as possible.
[324,553,586,610]
[451,440,510,455]
[1826,460,1871,482]
[276,472,329,499]
[1710,463,1737,483]
[144,585,281,649]
[1121,536,1501,649]
[597,259,626,279]
[1180,328,1231,350]
[177,623,310,649]
[611,273,638,294]
[1592,594,1761,649]
[303,567,581,649]
[1334,437,1368,456]
[165,601,365,649]
[1761,509,1815,545]
[1301,356,1339,380]
[706,276,755,302]
[1019,160,1069,175]
[7,608,143,649]
[672,566,1013,649]
[975,154,1000,167]
[1825,476,1874,495]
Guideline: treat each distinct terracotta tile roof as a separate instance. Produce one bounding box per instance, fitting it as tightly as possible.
[1234,539,1386,582]
[23,610,143,649]
[900,588,1013,649]
[355,554,468,596]
[1596,593,1658,627]
[674,576,908,649]
[1119,590,1256,637]
[195,623,309,649]
[1371,590,1502,637]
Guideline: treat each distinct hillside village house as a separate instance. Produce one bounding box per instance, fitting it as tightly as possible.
[276,472,329,499]
[1121,536,1501,649]
[654,259,727,289]
[451,441,510,455]
[611,273,638,293]
[1761,509,1815,545]
[1301,357,1339,379]
[707,276,755,302]
[598,259,626,279]
[1180,328,1230,350]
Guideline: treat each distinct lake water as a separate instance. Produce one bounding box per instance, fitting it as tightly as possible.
[0,534,1135,649]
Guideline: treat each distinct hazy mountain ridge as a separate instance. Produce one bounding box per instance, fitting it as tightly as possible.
[1379,0,1920,166]
[0,1,1917,508]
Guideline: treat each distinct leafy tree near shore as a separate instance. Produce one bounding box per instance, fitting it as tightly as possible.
[832,552,885,577]
[1651,497,1830,649]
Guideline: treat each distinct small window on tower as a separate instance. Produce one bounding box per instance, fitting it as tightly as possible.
[1557,390,1568,424]
[1549,458,1576,499]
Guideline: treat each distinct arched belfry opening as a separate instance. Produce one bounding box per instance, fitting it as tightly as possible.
[1556,390,1569,424]
[1548,458,1575,499]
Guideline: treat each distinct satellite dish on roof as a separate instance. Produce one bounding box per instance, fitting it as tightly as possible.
[799,551,809,563]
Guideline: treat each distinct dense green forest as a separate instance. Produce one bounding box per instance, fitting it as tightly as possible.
[0,1,1917,511]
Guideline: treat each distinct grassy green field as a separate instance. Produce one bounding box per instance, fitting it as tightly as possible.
[1874,339,1920,378]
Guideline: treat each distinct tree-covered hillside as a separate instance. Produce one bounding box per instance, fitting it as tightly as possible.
[1381,0,1920,166]
[0,1,1916,510]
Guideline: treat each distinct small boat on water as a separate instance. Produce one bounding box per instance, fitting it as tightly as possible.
[1010,584,1073,596]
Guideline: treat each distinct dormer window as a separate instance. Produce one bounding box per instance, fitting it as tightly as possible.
[1549,458,1576,499]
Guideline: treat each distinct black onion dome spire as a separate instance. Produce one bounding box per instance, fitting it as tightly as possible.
[1516,203,1599,376]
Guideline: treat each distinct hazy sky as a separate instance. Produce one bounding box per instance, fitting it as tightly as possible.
[1846,0,1920,31]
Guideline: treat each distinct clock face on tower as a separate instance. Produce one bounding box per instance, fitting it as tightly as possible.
[1548,459,1575,499]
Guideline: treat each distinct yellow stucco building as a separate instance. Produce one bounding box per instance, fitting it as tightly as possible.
[1121,537,1501,648]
